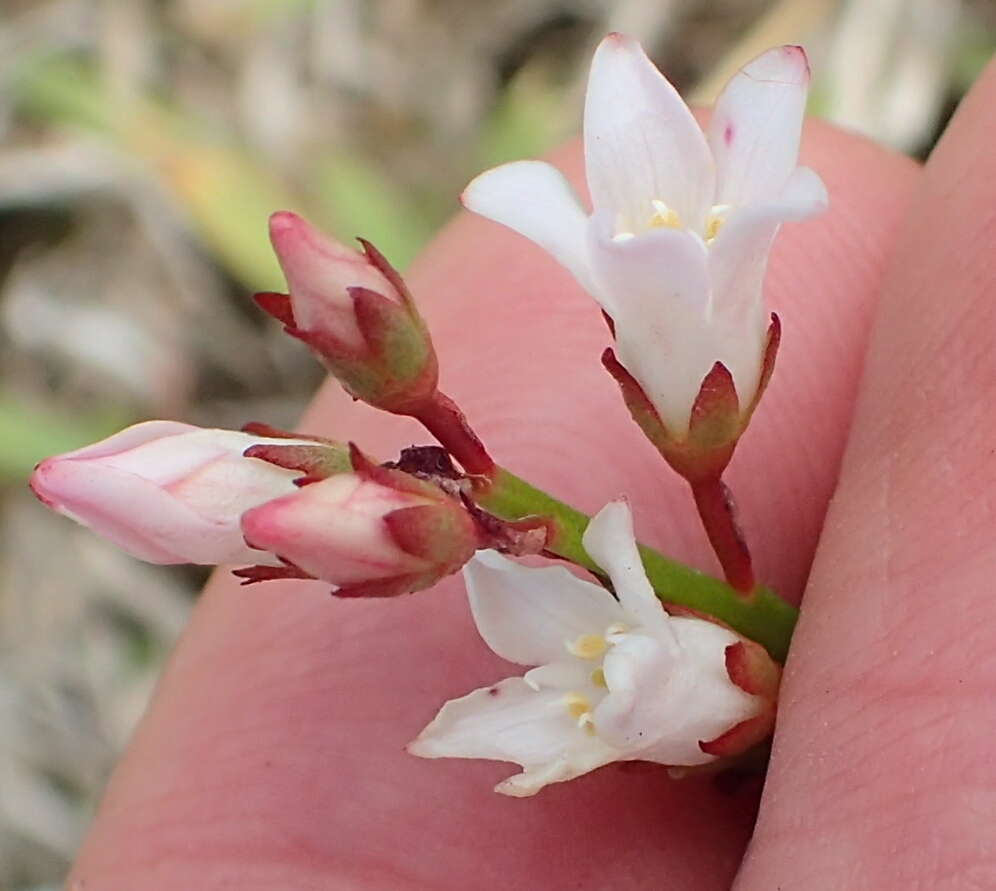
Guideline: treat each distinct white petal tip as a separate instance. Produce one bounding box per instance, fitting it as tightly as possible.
[494,778,539,798]
[599,31,635,50]
[460,160,550,213]
[406,735,438,760]
[742,45,811,86]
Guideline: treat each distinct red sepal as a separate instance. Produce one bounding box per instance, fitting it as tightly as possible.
[348,442,444,499]
[334,572,426,599]
[746,313,781,419]
[232,562,314,586]
[601,310,616,337]
[688,362,740,450]
[699,712,775,758]
[240,422,338,445]
[699,638,781,757]
[357,238,417,312]
[725,640,781,699]
[383,503,478,565]
[602,347,737,482]
[253,291,296,327]
[244,442,351,483]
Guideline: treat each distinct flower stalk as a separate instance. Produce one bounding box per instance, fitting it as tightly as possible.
[477,466,796,661]
[407,391,496,478]
[689,476,754,595]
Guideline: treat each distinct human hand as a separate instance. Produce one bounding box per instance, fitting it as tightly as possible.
[67,59,995,890]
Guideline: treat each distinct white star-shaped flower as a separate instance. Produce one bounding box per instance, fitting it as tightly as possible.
[409,500,765,796]
[462,34,827,437]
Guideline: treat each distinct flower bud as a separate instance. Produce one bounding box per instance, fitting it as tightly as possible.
[260,211,438,413]
[29,421,329,565]
[240,448,480,597]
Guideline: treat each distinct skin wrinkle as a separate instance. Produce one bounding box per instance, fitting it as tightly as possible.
[68,120,917,890]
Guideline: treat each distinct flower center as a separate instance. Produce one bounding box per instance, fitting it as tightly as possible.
[649,199,682,229]
[612,200,732,243]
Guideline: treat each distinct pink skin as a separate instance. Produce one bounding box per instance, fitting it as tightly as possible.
[65,60,996,888]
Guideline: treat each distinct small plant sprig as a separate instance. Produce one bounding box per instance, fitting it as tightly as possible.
[30,34,824,796]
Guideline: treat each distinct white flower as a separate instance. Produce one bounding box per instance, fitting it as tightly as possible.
[408,500,762,797]
[462,34,827,436]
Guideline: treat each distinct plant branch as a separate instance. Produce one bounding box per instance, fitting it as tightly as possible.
[477,467,796,661]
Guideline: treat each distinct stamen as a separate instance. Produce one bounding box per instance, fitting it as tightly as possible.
[564,692,596,734]
[590,667,607,688]
[566,633,608,660]
[612,231,635,243]
[564,692,591,720]
[704,204,732,242]
[649,199,682,229]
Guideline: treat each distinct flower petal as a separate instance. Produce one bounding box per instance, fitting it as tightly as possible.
[461,160,595,295]
[710,166,827,322]
[51,420,197,461]
[582,500,670,633]
[595,620,760,766]
[409,677,619,797]
[696,166,826,409]
[586,217,712,435]
[31,458,273,565]
[584,33,714,233]
[708,45,811,207]
[465,550,623,667]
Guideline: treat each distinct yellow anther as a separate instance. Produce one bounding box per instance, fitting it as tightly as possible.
[564,692,591,720]
[649,199,682,230]
[566,633,608,660]
[590,667,607,688]
[704,204,732,242]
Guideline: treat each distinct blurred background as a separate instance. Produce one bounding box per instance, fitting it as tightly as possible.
[0,0,993,885]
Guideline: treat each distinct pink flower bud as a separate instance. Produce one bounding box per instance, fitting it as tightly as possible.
[261,212,438,413]
[268,211,397,352]
[240,463,479,597]
[29,421,319,566]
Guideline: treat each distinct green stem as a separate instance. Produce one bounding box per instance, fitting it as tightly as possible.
[477,467,797,662]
